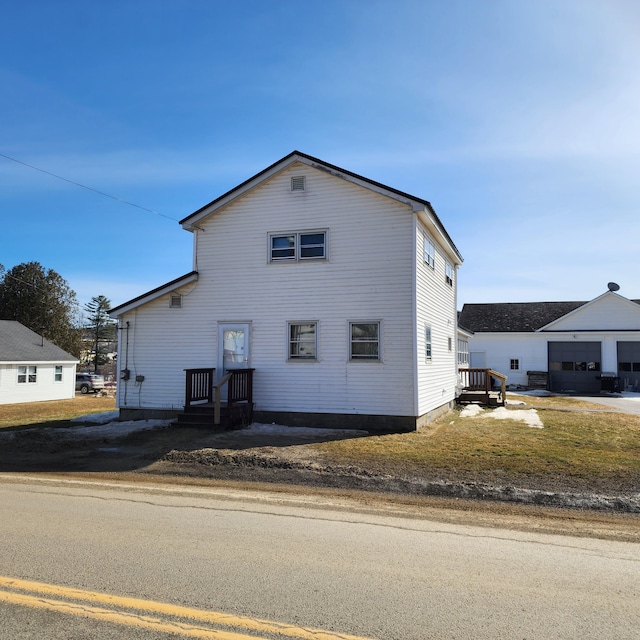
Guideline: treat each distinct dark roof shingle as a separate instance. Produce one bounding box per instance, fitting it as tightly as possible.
[0,321,78,362]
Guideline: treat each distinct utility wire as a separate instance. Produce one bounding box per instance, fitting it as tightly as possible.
[0,151,179,222]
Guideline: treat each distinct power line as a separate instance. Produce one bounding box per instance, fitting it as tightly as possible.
[0,152,179,222]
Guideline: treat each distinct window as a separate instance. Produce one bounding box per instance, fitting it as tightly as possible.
[458,338,469,365]
[423,235,435,269]
[291,176,305,191]
[170,294,182,308]
[270,231,326,262]
[510,359,520,371]
[350,322,380,360]
[54,365,63,382]
[445,262,454,286]
[448,337,453,352]
[18,365,37,384]
[425,326,432,361]
[289,323,317,360]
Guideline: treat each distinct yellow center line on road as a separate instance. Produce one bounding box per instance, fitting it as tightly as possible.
[0,576,374,640]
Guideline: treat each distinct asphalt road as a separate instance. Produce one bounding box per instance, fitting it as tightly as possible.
[0,477,638,639]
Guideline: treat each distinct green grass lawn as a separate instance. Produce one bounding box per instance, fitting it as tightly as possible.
[312,397,640,490]
[0,396,116,430]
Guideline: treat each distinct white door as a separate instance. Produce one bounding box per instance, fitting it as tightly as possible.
[218,323,250,374]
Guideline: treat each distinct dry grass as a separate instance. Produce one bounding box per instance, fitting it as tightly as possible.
[0,395,116,430]
[312,401,640,490]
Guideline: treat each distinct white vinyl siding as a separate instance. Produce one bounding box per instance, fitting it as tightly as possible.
[115,163,416,416]
[0,362,76,405]
[415,218,459,415]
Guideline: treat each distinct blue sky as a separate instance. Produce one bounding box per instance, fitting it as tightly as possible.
[2,0,639,315]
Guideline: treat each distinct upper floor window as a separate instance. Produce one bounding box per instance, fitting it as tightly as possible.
[289,322,317,360]
[424,235,435,269]
[510,358,520,371]
[54,365,63,382]
[350,322,380,360]
[18,365,37,384]
[445,261,454,286]
[270,231,326,262]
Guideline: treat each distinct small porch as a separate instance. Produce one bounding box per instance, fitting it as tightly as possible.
[177,368,255,428]
[457,368,507,407]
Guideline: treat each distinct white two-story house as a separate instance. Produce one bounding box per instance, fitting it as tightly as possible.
[109,151,463,431]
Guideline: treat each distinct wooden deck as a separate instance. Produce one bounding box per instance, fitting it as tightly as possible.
[457,368,507,407]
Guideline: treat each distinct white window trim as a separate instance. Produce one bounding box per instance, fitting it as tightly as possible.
[424,234,436,269]
[269,230,327,262]
[425,326,433,362]
[287,321,318,361]
[349,321,381,362]
[445,261,454,286]
[18,365,37,384]
[54,365,63,383]
[510,358,521,371]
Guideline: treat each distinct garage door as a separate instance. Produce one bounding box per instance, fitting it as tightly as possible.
[617,342,640,391]
[548,342,601,394]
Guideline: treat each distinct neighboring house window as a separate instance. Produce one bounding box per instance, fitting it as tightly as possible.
[448,337,453,352]
[54,365,63,382]
[291,176,305,191]
[170,294,182,308]
[510,359,520,371]
[424,235,435,269]
[350,322,380,360]
[289,322,317,360]
[445,262,454,286]
[18,365,37,383]
[425,326,432,361]
[270,231,326,262]
[458,338,469,365]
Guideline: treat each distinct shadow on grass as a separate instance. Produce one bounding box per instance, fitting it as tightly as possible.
[0,421,370,474]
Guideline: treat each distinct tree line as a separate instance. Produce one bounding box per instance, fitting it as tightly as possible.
[0,261,116,372]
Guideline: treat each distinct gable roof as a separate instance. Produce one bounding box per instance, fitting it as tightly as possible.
[0,321,78,362]
[180,150,463,263]
[109,271,198,317]
[459,298,640,333]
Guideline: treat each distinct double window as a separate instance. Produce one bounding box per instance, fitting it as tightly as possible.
[289,323,317,360]
[270,231,326,262]
[349,322,380,360]
[18,365,37,384]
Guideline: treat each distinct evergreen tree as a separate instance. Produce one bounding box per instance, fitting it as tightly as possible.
[83,295,115,373]
[0,261,82,357]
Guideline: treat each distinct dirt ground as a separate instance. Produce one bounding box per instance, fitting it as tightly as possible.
[1,419,639,543]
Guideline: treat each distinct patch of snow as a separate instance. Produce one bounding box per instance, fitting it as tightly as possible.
[459,404,484,418]
[67,419,171,438]
[71,411,120,424]
[460,404,543,428]
[620,391,640,402]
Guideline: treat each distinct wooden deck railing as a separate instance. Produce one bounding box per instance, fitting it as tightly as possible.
[185,368,216,406]
[184,367,254,426]
[458,368,507,405]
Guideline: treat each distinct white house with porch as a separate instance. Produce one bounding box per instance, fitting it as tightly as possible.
[109,151,463,431]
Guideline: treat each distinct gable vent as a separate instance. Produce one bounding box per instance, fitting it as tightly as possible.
[291,176,306,191]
